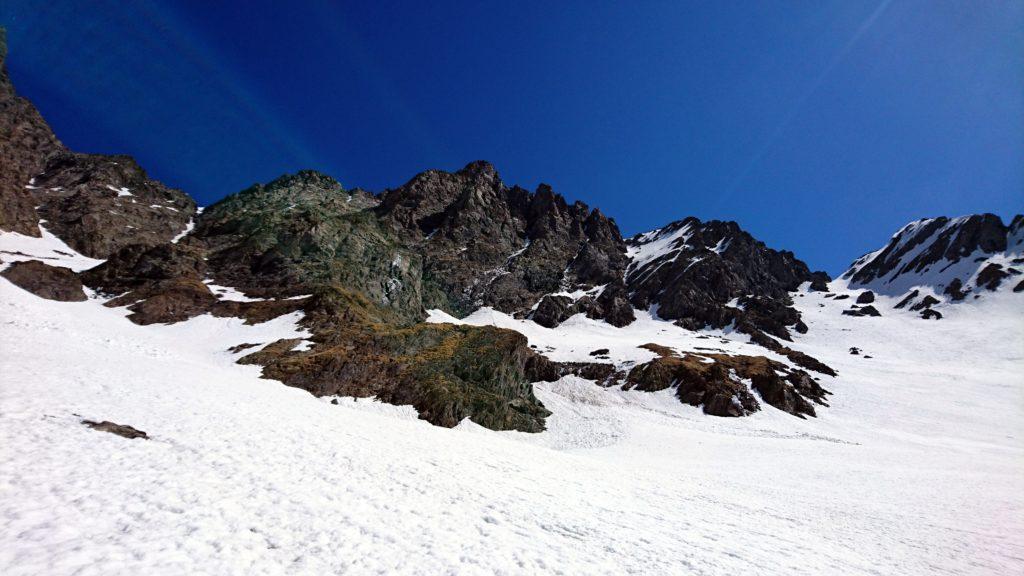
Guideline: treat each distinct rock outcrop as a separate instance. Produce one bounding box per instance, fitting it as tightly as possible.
[1,259,86,301]
[30,153,196,258]
[625,217,829,354]
[377,162,631,324]
[239,286,557,432]
[623,344,830,418]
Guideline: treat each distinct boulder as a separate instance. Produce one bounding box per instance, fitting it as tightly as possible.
[842,305,881,317]
[82,420,148,440]
[1,260,86,301]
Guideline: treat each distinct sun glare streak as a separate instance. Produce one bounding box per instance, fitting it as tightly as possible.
[721,0,894,202]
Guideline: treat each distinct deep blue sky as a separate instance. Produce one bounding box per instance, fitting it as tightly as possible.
[2,1,1021,273]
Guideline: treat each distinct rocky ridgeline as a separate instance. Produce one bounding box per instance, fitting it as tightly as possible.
[379,161,634,325]
[841,214,1023,318]
[0,30,843,430]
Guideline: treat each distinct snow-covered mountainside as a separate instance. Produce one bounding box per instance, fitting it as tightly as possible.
[2,225,1022,575]
[1,29,1023,575]
[843,214,1023,304]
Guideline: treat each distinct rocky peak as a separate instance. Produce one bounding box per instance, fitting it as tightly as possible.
[267,169,344,192]
[625,216,823,348]
[843,213,1023,299]
[458,159,499,180]
[378,161,503,235]
[230,169,377,212]
[369,162,633,320]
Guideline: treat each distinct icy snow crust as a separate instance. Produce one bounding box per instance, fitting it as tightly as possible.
[2,233,1023,575]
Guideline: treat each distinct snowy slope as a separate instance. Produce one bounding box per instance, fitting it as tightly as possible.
[2,231,1023,575]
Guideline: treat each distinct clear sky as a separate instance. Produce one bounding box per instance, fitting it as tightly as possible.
[2,1,1021,274]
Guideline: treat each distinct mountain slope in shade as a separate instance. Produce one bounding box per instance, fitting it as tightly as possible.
[842,214,1023,308]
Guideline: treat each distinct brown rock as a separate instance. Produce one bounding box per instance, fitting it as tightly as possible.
[1,259,86,301]
[82,420,148,439]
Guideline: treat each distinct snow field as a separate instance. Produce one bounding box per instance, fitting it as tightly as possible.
[1,231,1022,575]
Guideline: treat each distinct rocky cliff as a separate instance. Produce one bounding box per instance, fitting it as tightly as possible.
[7,30,951,431]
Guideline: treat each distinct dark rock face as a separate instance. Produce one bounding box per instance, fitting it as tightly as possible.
[845,215,1009,287]
[626,218,824,342]
[30,153,196,258]
[808,271,830,292]
[855,291,875,304]
[528,284,635,328]
[80,242,310,326]
[1,260,86,301]
[0,29,63,236]
[81,242,208,295]
[920,309,942,320]
[975,263,1011,291]
[82,420,148,440]
[530,294,575,328]
[894,289,919,309]
[909,295,940,312]
[376,162,630,322]
[80,242,216,323]
[944,278,967,301]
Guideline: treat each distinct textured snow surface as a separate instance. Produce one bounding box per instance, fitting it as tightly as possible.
[2,234,1023,575]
